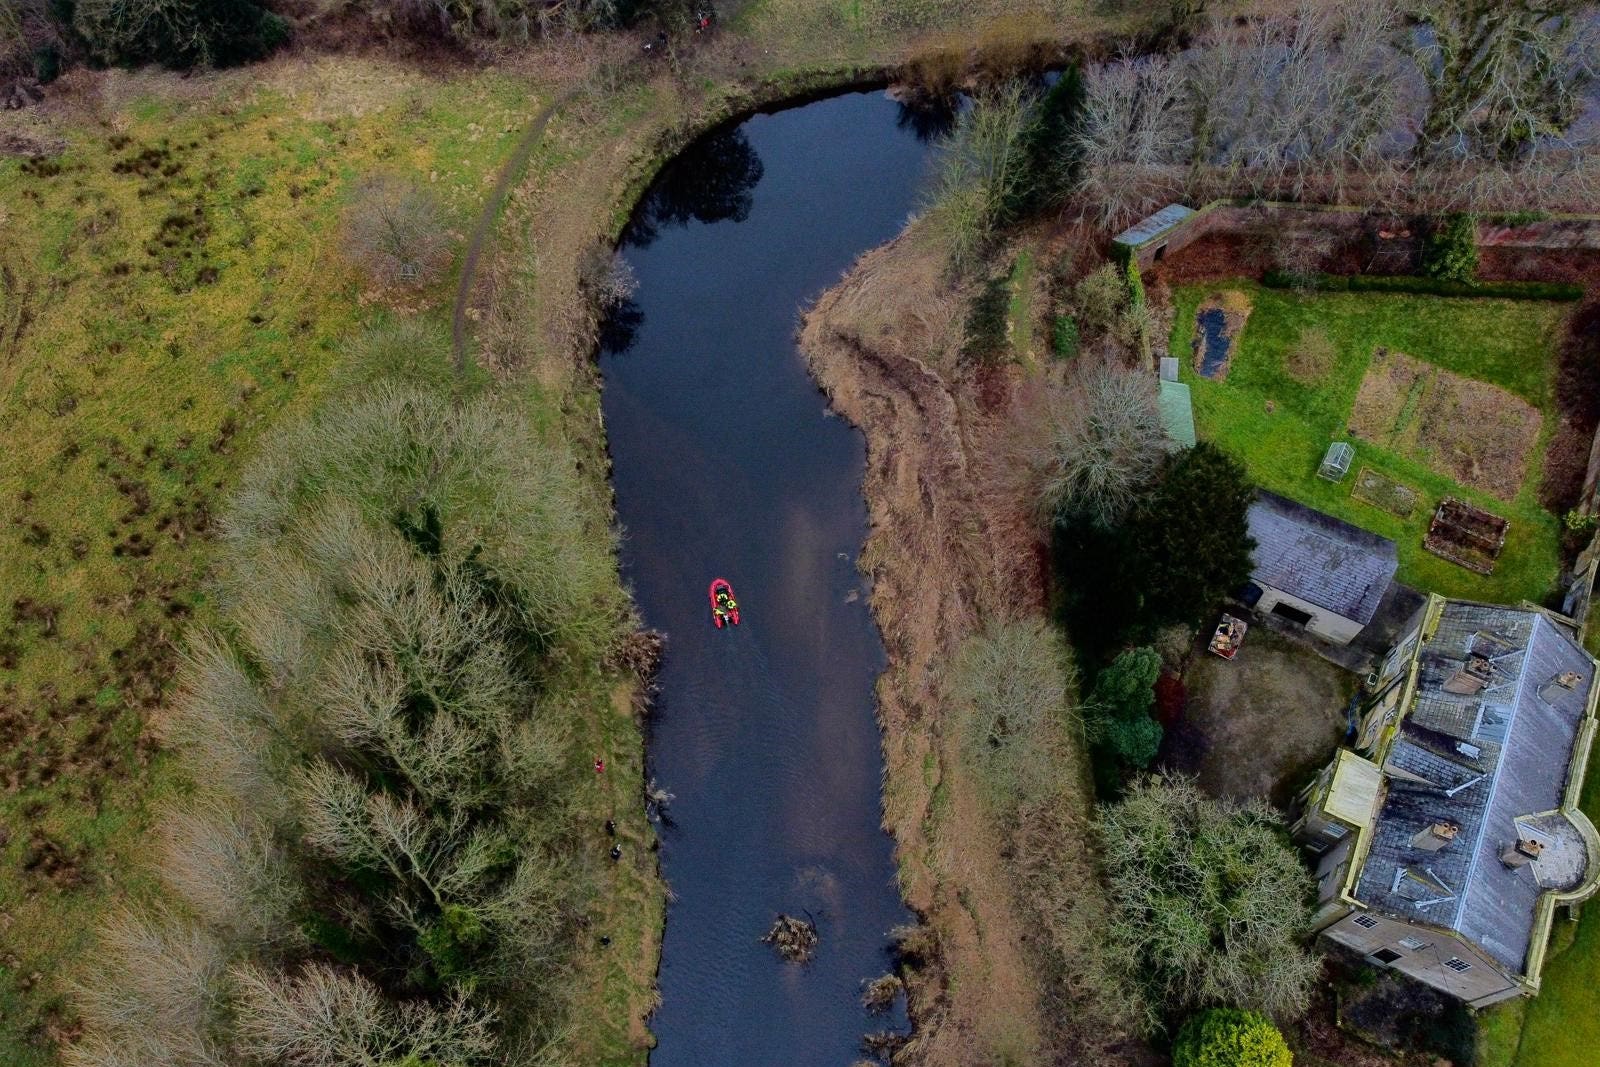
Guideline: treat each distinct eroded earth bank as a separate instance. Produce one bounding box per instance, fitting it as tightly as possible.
[800,224,1140,1067]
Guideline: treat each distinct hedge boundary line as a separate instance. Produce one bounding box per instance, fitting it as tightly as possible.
[1262,269,1583,301]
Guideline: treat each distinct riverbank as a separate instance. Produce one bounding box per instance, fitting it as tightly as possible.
[798,224,1137,1065]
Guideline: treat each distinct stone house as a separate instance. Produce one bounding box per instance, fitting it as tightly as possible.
[1242,491,1399,646]
[1295,596,1600,1006]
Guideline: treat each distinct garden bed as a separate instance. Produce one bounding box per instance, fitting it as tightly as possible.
[1351,466,1418,518]
[1350,348,1541,502]
[1425,498,1510,575]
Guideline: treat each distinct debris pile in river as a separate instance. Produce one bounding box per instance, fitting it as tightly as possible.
[761,913,818,962]
[860,1030,908,1060]
[861,973,902,1012]
[608,627,664,678]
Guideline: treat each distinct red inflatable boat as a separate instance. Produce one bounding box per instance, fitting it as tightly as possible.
[709,578,740,628]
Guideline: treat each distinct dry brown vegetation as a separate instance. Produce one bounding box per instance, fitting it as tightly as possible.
[1285,326,1336,383]
[1350,348,1540,501]
[800,223,1141,1065]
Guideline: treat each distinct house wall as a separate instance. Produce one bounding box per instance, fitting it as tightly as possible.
[1313,835,1356,907]
[1323,911,1523,1007]
[1254,585,1364,645]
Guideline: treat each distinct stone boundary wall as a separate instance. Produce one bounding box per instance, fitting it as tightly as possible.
[1128,199,1600,268]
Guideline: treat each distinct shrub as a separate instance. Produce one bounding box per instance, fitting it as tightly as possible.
[1098,776,1319,1023]
[1051,315,1080,360]
[334,317,461,395]
[74,0,287,68]
[1072,264,1128,338]
[343,176,451,287]
[1423,212,1479,283]
[1284,327,1336,383]
[900,35,966,104]
[1125,260,1146,310]
[1172,1008,1293,1067]
[1261,270,1581,301]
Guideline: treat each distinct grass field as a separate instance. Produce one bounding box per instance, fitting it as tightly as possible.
[1169,281,1570,606]
[0,59,550,1065]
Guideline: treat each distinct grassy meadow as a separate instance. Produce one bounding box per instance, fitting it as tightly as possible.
[1168,281,1570,606]
[0,59,548,1064]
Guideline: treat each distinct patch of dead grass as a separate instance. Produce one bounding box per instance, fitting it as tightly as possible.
[1351,348,1539,501]
[1285,325,1336,383]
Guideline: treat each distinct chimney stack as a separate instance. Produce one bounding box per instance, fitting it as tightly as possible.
[1411,822,1461,851]
[1500,838,1544,869]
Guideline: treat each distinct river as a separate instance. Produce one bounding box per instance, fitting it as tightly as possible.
[599,90,937,1065]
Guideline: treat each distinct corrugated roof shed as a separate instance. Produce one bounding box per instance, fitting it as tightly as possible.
[1353,605,1596,974]
[1158,379,1196,451]
[1247,491,1399,625]
[1112,204,1196,249]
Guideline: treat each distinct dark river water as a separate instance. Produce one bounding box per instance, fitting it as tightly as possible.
[599,91,936,1065]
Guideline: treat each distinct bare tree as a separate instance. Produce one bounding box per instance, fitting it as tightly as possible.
[1098,775,1319,1024]
[69,908,229,1067]
[344,176,451,286]
[1409,0,1597,164]
[157,806,298,943]
[925,80,1035,275]
[1073,52,1189,226]
[231,963,497,1067]
[1071,3,1598,218]
[948,620,1080,812]
[1025,355,1166,528]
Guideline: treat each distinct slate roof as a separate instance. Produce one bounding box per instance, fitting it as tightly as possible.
[1247,491,1399,625]
[1111,204,1195,248]
[1353,604,1595,974]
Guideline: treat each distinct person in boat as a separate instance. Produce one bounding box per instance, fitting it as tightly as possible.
[716,589,736,615]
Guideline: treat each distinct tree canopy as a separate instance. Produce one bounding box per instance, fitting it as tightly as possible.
[69,385,629,1067]
[1173,1008,1294,1067]
[1125,443,1256,628]
[1097,776,1319,1023]
[1088,647,1163,770]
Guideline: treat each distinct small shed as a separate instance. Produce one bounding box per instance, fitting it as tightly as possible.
[1319,442,1355,482]
[1112,204,1196,266]
[1243,491,1399,646]
[1158,379,1196,451]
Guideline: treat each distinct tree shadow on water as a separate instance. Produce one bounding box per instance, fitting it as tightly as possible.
[599,297,643,355]
[895,96,959,143]
[624,126,765,248]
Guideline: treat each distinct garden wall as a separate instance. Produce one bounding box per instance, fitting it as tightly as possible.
[1130,200,1600,270]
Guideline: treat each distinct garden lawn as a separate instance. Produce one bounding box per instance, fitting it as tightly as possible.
[1169,281,1569,605]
